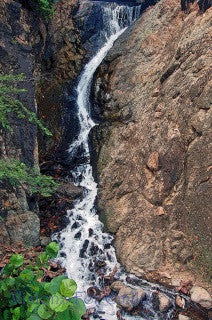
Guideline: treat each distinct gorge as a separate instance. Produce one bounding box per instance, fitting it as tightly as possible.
[0,0,211,319]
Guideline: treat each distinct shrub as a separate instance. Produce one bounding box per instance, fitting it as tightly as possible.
[0,242,86,320]
[0,74,52,136]
[0,159,58,197]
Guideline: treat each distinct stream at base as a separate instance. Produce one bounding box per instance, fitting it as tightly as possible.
[53,2,177,319]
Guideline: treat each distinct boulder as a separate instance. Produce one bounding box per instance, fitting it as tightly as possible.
[116,285,146,310]
[190,286,212,309]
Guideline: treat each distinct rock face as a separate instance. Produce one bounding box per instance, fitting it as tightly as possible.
[92,0,212,282]
[0,0,42,246]
[0,0,83,246]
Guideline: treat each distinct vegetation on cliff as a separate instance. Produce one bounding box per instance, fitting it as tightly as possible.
[0,74,58,197]
[0,242,86,320]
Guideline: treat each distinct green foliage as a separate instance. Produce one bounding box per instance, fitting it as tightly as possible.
[0,242,86,320]
[0,73,52,136]
[0,159,58,197]
[37,0,61,20]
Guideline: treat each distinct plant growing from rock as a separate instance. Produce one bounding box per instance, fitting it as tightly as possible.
[0,242,86,320]
[0,73,52,136]
[0,159,58,197]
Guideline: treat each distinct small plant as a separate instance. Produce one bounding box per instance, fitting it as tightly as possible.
[0,73,52,136]
[0,242,86,320]
[0,159,58,197]
[37,0,61,20]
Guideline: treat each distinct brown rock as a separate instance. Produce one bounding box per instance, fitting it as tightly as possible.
[111,281,125,292]
[147,152,159,171]
[92,0,212,283]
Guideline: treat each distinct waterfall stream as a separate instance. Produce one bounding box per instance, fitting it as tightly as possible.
[54,3,177,319]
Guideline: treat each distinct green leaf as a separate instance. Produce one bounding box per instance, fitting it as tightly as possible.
[37,304,53,319]
[49,293,69,313]
[11,307,21,320]
[4,264,14,275]
[3,309,11,320]
[5,278,15,287]
[46,275,67,295]
[69,298,86,320]
[28,314,42,320]
[10,254,24,268]
[19,269,35,281]
[60,279,77,297]
[45,242,59,258]
[54,310,70,320]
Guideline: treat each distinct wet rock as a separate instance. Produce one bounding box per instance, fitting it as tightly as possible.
[74,231,81,239]
[190,286,212,309]
[111,281,125,292]
[158,292,172,312]
[116,285,146,311]
[176,295,185,309]
[79,239,89,258]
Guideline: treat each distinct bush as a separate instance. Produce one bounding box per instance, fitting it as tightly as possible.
[0,242,86,320]
[0,74,52,136]
[0,159,58,197]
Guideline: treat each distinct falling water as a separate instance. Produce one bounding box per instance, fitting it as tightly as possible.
[54,3,177,319]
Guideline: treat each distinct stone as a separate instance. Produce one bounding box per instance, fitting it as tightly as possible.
[40,236,51,247]
[190,286,212,309]
[116,285,146,310]
[147,152,159,171]
[111,281,125,292]
[176,295,185,308]
[158,292,171,312]
[178,315,190,320]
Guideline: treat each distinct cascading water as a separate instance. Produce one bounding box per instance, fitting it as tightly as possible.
[54,3,177,319]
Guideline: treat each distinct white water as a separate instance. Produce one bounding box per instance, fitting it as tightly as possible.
[55,3,176,319]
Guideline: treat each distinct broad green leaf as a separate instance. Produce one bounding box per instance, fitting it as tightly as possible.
[60,279,77,297]
[4,263,14,275]
[54,310,70,320]
[69,298,86,320]
[10,254,24,268]
[49,293,69,313]
[20,269,35,281]
[45,242,59,258]
[46,275,66,295]
[37,304,53,319]
[11,307,21,320]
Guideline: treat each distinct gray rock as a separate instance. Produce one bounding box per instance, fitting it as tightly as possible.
[116,285,146,310]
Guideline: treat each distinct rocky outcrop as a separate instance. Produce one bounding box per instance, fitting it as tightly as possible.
[0,0,42,245]
[0,0,84,246]
[92,0,212,285]
[36,0,84,158]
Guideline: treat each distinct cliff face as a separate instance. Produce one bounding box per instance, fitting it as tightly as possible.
[0,0,83,246]
[93,0,212,283]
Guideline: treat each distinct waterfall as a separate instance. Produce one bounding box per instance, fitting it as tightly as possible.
[54,3,176,319]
